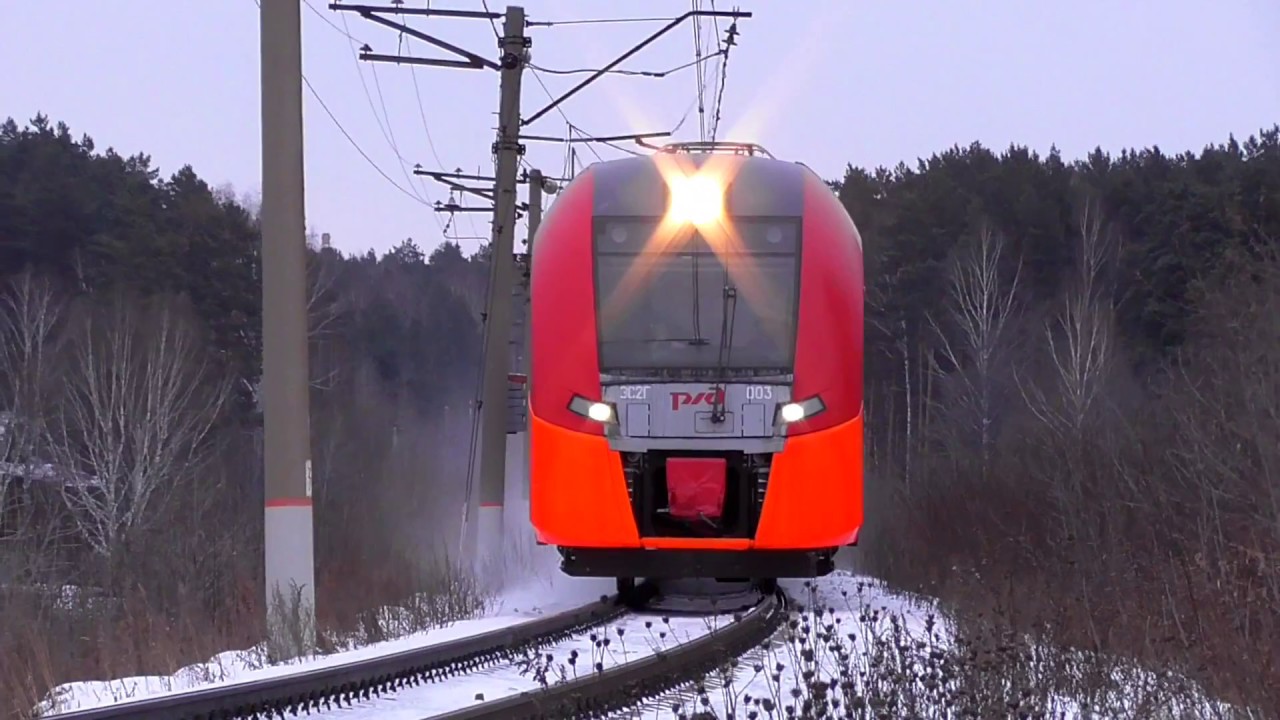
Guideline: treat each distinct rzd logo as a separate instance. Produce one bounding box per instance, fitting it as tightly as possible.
[670,388,725,411]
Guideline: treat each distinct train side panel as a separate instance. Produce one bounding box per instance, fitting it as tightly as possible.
[528,169,603,435]
[754,169,865,547]
[787,170,865,435]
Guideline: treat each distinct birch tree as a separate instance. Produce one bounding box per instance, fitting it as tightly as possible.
[47,292,231,564]
[242,248,343,407]
[929,226,1021,476]
[1018,198,1117,443]
[0,270,69,576]
[1014,198,1119,544]
[0,270,65,475]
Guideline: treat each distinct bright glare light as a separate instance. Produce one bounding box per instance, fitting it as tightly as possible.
[668,174,723,226]
[587,402,614,423]
[779,402,806,423]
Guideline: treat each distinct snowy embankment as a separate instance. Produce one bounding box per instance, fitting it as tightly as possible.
[37,549,1245,719]
[34,540,608,716]
[629,571,1244,719]
[37,613,525,715]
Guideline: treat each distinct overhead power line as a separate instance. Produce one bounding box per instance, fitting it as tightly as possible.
[526,67,605,164]
[303,58,430,208]
[526,16,677,28]
[330,0,753,569]
[306,0,434,208]
[311,0,498,242]
[250,0,429,208]
[528,52,723,78]
[693,0,708,140]
[519,8,748,127]
[710,15,741,142]
[483,0,599,172]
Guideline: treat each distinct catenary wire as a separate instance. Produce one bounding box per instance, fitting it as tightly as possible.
[250,0,432,207]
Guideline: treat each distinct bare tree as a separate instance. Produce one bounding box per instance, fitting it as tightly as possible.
[46,292,232,563]
[307,250,341,341]
[929,226,1022,476]
[863,268,918,491]
[0,270,71,579]
[0,270,66,474]
[1017,198,1116,442]
[242,248,343,408]
[1166,243,1280,575]
[1011,198,1121,551]
[307,248,345,393]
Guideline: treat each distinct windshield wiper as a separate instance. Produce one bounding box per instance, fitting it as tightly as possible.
[690,253,705,345]
[603,337,710,345]
[709,282,738,423]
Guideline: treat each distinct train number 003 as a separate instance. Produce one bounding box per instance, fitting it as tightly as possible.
[745,385,774,400]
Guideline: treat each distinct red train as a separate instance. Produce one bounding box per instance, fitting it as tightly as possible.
[527,141,863,590]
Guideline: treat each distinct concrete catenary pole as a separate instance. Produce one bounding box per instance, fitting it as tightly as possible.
[527,169,546,239]
[517,169,553,503]
[259,0,315,658]
[472,5,527,575]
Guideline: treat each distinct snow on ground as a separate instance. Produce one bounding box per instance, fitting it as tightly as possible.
[35,557,1248,719]
[36,538,614,717]
[34,513,1247,719]
[620,571,1242,720]
[34,535,738,719]
[36,609,560,717]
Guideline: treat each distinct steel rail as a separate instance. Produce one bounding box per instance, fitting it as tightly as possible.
[47,595,626,720]
[428,589,787,720]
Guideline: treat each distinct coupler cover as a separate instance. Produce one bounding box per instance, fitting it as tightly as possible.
[665,457,727,522]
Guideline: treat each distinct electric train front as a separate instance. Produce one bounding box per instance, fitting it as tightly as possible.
[569,152,822,546]
[531,143,862,583]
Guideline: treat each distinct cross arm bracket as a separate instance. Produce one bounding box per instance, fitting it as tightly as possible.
[519,130,672,145]
[416,169,495,202]
[330,4,500,71]
[522,9,752,126]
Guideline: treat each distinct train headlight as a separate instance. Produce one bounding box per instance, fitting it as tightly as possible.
[668,173,723,226]
[568,394,617,424]
[775,396,826,427]
[587,402,614,422]
[779,403,806,423]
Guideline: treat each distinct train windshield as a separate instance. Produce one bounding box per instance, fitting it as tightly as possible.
[594,217,800,376]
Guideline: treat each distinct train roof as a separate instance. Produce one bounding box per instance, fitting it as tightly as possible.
[587,142,812,217]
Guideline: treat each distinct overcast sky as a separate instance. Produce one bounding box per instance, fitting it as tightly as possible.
[3,1,1277,256]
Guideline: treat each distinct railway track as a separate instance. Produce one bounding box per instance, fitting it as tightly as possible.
[430,588,784,719]
[45,587,785,720]
[47,595,626,720]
